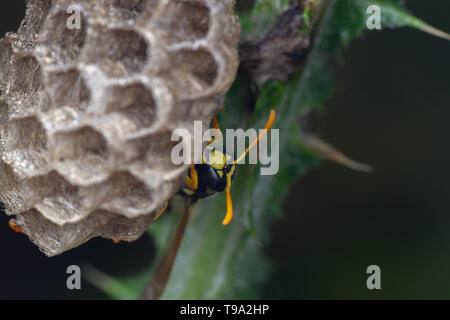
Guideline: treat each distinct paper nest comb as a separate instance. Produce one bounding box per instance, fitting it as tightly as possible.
[0,0,240,256]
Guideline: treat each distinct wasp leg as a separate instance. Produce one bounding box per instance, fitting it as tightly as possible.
[184,164,198,191]
[9,219,22,233]
[112,238,121,244]
[210,106,225,143]
[212,115,221,132]
[153,201,169,222]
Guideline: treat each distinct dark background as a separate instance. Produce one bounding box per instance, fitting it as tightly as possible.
[1,1,450,299]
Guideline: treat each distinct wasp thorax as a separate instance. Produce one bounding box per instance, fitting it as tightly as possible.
[0,0,240,256]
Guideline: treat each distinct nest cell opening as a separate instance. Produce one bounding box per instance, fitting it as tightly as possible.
[127,131,182,181]
[51,126,111,185]
[24,171,87,225]
[2,116,48,178]
[38,69,91,131]
[159,0,211,44]
[82,28,149,78]
[10,55,43,107]
[171,47,218,96]
[99,171,156,216]
[43,69,91,112]
[100,83,157,138]
[38,7,87,65]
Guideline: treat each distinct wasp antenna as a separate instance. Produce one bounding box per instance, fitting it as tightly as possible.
[233,109,276,165]
[222,174,234,225]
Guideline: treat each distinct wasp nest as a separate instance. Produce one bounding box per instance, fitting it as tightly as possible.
[0,0,240,256]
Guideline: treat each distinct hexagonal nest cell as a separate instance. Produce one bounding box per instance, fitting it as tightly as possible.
[41,69,91,112]
[50,126,110,186]
[170,47,219,97]
[0,0,240,256]
[157,0,211,44]
[8,55,43,115]
[2,116,48,179]
[97,83,157,139]
[36,6,87,66]
[81,28,149,78]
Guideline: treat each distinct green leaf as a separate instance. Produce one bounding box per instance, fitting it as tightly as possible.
[295,0,450,110]
[360,0,450,40]
[90,0,450,299]
[240,0,291,39]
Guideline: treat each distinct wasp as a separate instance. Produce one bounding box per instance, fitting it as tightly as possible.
[142,108,276,299]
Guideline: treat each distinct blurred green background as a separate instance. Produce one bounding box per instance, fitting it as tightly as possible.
[0,0,449,299]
